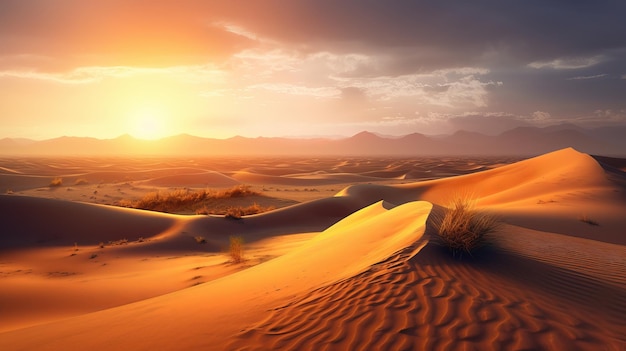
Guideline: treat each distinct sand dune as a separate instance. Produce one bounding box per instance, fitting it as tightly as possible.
[139,171,240,188]
[0,195,178,249]
[1,148,625,350]
[231,170,385,186]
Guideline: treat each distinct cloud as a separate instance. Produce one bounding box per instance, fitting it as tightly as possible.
[250,83,341,98]
[567,74,607,80]
[592,109,626,122]
[528,55,605,70]
[0,64,226,85]
[1,1,625,139]
[330,69,499,108]
[531,111,552,121]
[215,22,260,42]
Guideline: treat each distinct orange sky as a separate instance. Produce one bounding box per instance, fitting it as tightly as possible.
[1,1,625,140]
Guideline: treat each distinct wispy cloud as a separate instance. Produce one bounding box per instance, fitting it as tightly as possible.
[528,55,604,70]
[216,22,259,41]
[567,74,607,80]
[0,65,225,84]
[250,83,341,98]
[331,69,499,108]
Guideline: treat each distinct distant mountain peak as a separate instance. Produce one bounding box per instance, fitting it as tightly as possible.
[351,131,381,139]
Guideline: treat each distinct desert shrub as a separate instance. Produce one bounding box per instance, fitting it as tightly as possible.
[224,207,245,220]
[195,203,274,217]
[432,194,499,258]
[194,236,207,244]
[229,236,244,263]
[49,177,63,187]
[108,239,128,246]
[215,185,258,198]
[120,185,261,213]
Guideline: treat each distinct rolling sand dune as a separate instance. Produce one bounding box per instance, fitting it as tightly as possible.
[1,148,625,350]
[230,170,386,186]
[138,171,240,188]
[0,195,178,249]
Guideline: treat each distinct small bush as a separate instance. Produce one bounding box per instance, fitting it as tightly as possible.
[224,208,245,220]
[108,239,128,246]
[119,185,261,213]
[229,236,244,263]
[49,177,63,187]
[432,194,499,258]
[195,236,207,244]
[196,203,274,217]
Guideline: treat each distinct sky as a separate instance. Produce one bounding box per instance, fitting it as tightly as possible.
[1,0,625,140]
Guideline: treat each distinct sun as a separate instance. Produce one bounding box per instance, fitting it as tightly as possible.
[130,107,168,140]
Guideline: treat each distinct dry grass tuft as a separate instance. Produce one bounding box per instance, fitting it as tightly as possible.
[229,236,244,263]
[118,185,261,213]
[432,193,499,258]
[49,177,63,187]
[578,214,599,226]
[196,202,274,218]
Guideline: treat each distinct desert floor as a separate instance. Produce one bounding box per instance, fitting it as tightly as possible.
[0,148,624,350]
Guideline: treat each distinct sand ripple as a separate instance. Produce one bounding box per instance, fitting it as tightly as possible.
[229,238,626,351]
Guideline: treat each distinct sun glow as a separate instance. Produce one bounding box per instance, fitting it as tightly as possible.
[130,107,169,140]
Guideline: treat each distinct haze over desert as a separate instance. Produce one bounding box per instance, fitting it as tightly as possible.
[2,1,626,350]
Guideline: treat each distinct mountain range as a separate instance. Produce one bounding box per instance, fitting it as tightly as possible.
[1,124,625,156]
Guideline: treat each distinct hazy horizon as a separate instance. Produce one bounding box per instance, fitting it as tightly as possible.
[1,1,625,141]
[0,121,603,142]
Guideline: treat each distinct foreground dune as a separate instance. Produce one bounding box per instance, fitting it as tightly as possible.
[0,148,624,350]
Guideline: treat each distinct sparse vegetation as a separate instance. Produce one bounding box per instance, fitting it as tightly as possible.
[229,236,244,263]
[432,194,499,258]
[108,238,128,246]
[578,215,599,226]
[196,202,275,218]
[49,177,63,187]
[194,236,207,244]
[118,185,262,213]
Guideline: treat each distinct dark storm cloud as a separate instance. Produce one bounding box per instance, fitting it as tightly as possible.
[219,0,626,73]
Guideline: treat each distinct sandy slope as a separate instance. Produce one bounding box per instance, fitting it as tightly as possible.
[1,148,625,350]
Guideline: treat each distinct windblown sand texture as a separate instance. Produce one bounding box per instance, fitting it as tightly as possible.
[0,148,624,350]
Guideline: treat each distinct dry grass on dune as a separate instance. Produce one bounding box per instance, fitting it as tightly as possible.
[117,185,262,213]
[229,236,245,263]
[432,193,499,258]
[49,177,63,187]
[195,202,275,218]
